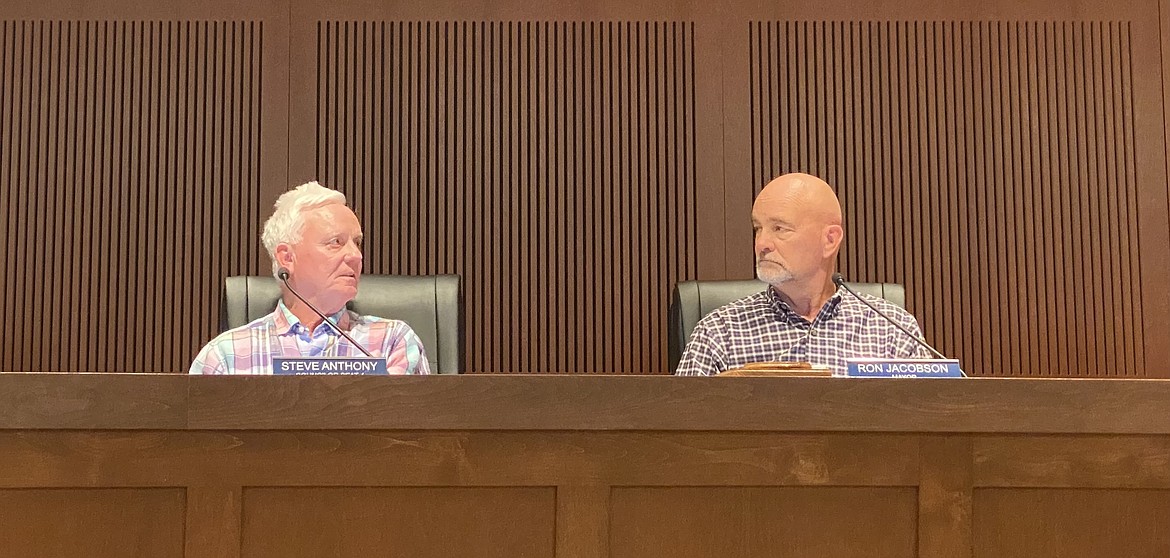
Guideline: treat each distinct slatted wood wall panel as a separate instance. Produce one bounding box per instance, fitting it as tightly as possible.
[0,21,265,372]
[314,21,698,373]
[749,21,1143,377]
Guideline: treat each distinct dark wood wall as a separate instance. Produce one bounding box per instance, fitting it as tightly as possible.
[3,0,1168,375]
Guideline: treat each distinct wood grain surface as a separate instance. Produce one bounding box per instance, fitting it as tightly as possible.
[0,373,1167,557]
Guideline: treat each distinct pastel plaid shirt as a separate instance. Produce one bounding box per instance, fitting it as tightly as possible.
[189,300,431,375]
[675,285,930,376]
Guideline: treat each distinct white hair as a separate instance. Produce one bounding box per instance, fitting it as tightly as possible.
[261,181,347,277]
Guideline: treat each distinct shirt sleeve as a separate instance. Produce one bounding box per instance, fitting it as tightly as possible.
[674,317,728,376]
[888,309,934,359]
[188,340,228,375]
[382,323,433,375]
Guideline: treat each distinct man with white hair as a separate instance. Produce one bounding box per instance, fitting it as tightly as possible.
[189,181,430,375]
[674,172,929,376]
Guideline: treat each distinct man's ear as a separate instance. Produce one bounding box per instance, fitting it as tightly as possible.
[824,224,844,258]
[274,244,295,273]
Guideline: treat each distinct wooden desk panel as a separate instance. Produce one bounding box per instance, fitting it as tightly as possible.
[1,374,1168,557]
[610,486,919,558]
[0,488,186,558]
[185,375,1170,433]
[974,488,1170,558]
[242,487,556,558]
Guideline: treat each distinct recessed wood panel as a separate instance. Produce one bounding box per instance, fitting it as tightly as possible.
[974,488,1170,557]
[241,487,555,558]
[749,21,1144,377]
[312,21,698,373]
[0,20,266,373]
[610,486,918,558]
[0,488,185,557]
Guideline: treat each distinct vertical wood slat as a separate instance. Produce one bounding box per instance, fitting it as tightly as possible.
[0,21,265,372]
[1050,23,1074,376]
[749,21,1142,377]
[314,22,698,373]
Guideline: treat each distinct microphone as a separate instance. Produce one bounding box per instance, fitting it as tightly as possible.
[277,267,374,358]
[832,272,954,364]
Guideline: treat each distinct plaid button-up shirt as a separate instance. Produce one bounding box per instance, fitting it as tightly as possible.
[189,300,431,375]
[675,285,930,376]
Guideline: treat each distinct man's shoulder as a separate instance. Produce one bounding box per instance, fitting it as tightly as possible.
[189,314,277,374]
[697,289,773,325]
[202,312,279,348]
[844,292,918,326]
[348,312,418,335]
[229,311,280,335]
[854,291,905,310]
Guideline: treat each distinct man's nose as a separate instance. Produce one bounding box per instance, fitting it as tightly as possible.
[754,236,772,256]
[345,241,363,262]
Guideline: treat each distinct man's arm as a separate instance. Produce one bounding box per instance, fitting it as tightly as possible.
[188,340,228,375]
[674,319,728,376]
[889,309,934,359]
[382,322,432,375]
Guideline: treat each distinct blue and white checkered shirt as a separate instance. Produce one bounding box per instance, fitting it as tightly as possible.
[675,285,931,376]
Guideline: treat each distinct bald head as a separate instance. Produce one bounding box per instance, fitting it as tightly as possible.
[756,173,843,229]
[752,173,845,292]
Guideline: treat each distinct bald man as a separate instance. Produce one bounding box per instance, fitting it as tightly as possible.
[674,173,930,376]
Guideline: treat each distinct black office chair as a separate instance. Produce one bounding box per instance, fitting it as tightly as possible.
[221,275,463,374]
[667,279,906,373]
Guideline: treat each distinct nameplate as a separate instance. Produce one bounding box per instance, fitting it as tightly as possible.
[272,357,387,375]
[845,358,963,378]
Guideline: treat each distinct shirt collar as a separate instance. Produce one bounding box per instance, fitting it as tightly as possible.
[272,299,351,335]
[766,285,846,324]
